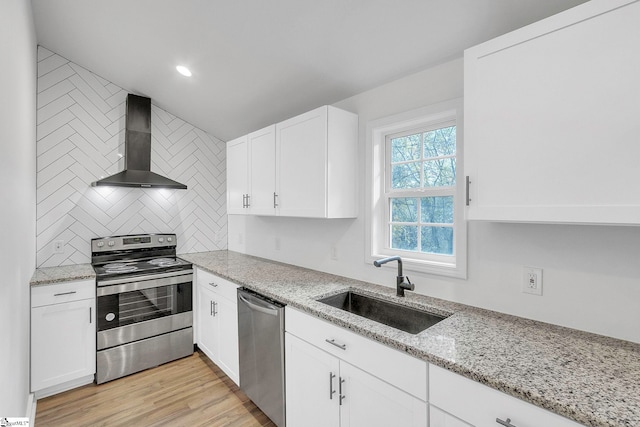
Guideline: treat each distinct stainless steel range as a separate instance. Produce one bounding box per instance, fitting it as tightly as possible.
[91,233,193,384]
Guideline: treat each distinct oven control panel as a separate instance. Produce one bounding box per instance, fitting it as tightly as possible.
[91,233,176,253]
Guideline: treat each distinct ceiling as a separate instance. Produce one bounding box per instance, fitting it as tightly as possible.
[32,0,588,141]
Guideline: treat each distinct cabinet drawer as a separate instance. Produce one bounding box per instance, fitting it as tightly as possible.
[429,364,583,427]
[286,306,427,401]
[31,280,95,308]
[196,268,238,302]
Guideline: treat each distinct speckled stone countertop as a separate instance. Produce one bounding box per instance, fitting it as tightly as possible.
[30,263,95,286]
[181,250,640,427]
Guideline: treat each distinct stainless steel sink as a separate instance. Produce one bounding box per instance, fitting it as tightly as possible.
[317,291,446,334]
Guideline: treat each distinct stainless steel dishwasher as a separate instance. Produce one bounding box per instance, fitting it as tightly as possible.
[237,288,286,427]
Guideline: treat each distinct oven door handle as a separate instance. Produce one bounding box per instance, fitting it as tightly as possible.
[97,273,192,296]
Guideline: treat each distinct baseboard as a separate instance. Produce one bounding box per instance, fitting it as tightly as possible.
[33,375,94,400]
[26,393,36,424]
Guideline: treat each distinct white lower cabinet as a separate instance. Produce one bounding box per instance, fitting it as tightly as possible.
[285,307,427,427]
[429,364,584,427]
[31,280,96,397]
[195,268,239,384]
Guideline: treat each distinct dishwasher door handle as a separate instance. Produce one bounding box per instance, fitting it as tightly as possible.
[238,292,280,316]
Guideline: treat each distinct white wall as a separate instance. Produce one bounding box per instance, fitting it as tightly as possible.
[0,0,37,416]
[228,57,640,344]
[36,48,227,267]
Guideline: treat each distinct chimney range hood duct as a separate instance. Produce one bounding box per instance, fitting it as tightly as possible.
[92,94,187,189]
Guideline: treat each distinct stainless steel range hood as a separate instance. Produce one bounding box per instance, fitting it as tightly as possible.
[92,94,187,189]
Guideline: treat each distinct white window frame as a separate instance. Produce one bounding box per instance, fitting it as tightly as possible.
[365,98,467,279]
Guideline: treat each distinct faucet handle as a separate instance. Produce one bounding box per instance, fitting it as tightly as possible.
[405,276,415,291]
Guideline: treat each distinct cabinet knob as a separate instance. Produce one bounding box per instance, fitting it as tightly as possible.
[325,338,347,350]
[496,418,517,427]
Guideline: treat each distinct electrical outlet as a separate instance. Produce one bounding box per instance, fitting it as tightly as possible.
[522,267,543,296]
[53,240,65,254]
[330,244,338,260]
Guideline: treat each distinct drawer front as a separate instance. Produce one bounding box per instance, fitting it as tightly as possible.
[429,364,583,427]
[31,280,95,308]
[286,306,427,401]
[196,268,238,302]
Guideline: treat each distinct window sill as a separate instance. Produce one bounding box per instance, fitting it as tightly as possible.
[367,252,467,279]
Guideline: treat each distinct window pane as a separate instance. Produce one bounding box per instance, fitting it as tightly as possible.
[424,126,456,158]
[391,198,418,222]
[421,196,454,224]
[421,227,453,255]
[391,225,418,251]
[423,158,456,187]
[391,162,420,189]
[391,133,420,162]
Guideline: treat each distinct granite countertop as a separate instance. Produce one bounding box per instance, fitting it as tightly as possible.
[181,250,640,427]
[30,263,95,286]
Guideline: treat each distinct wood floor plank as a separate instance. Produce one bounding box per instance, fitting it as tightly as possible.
[35,351,277,427]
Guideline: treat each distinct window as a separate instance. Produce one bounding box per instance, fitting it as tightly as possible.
[367,99,466,278]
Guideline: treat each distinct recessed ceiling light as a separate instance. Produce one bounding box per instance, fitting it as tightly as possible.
[176,65,192,77]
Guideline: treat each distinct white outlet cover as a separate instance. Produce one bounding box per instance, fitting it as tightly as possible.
[522,267,543,296]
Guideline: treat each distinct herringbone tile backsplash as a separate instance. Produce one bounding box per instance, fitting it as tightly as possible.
[36,47,227,267]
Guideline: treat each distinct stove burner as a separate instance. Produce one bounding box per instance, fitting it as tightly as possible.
[102,263,139,274]
[148,258,181,267]
[103,263,132,270]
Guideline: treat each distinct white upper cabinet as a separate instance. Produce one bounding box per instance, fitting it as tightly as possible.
[248,125,277,215]
[276,106,357,218]
[464,0,640,224]
[226,105,358,218]
[226,135,249,215]
[226,125,277,215]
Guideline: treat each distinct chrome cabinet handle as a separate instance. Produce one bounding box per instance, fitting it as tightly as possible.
[466,176,472,206]
[329,372,336,400]
[496,418,517,427]
[210,301,214,316]
[273,192,278,208]
[89,307,92,324]
[242,194,246,208]
[339,377,346,406]
[325,338,347,350]
[245,194,250,208]
[54,291,76,296]
[209,282,218,287]
[213,301,218,316]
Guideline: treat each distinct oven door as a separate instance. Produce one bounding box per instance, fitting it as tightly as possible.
[96,270,192,350]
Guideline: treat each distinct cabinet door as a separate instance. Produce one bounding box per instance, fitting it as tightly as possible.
[227,135,248,215]
[31,298,95,391]
[276,106,328,217]
[197,285,219,362]
[215,296,239,384]
[465,0,640,224]
[340,361,427,427]
[248,125,276,215]
[285,333,340,427]
[430,406,474,427]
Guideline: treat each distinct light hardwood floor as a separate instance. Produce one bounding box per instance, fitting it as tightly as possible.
[35,351,277,427]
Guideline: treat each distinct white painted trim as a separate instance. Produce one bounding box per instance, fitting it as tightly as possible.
[26,393,36,424]
[365,98,467,279]
[33,374,94,400]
